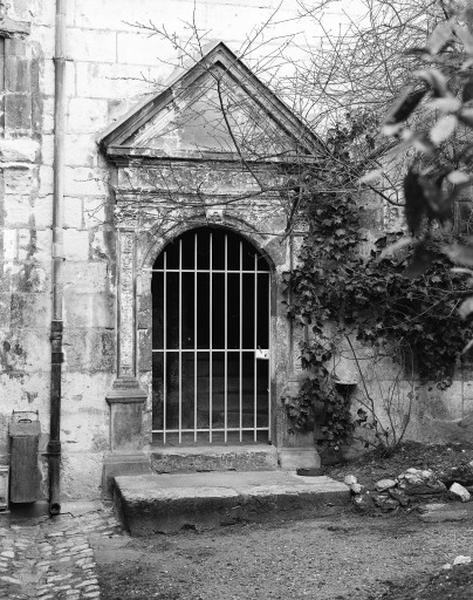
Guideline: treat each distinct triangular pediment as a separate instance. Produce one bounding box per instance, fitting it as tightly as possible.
[99,42,320,163]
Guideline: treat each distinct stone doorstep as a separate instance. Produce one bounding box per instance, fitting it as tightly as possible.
[113,471,350,536]
[149,444,279,474]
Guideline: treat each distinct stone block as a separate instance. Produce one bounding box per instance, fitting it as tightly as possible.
[60,451,104,501]
[114,470,350,535]
[278,447,321,470]
[0,330,50,373]
[10,262,50,293]
[75,61,154,100]
[64,166,107,197]
[16,228,37,262]
[0,229,16,263]
[0,138,39,163]
[419,504,469,523]
[33,195,52,229]
[39,164,54,197]
[4,166,34,195]
[82,197,106,227]
[40,134,54,166]
[33,24,55,59]
[5,93,31,132]
[41,96,55,134]
[68,28,117,63]
[102,453,151,497]
[67,98,109,134]
[449,482,471,502]
[4,37,27,57]
[5,55,31,92]
[63,229,90,261]
[64,134,97,167]
[116,32,170,66]
[32,229,52,263]
[63,197,84,229]
[62,261,111,293]
[106,388,146,453]
[73,0,180,30]
[4,195,33,227]
[149,445,279,474]
[64,291,114,329]
[64,328,115,374]
[8,292,50,329]
[89,228,111,261]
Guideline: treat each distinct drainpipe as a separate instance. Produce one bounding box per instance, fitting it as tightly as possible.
[47,0,66,516]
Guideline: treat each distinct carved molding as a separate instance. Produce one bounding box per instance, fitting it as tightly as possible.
[0,3,31,38]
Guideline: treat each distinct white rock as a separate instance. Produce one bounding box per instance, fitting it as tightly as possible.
[350,483,363,494]
[441,563,452,570]
[453,555,471,566]
[375,478,397,492]
[344,475,357,486]
[449,482,471,502]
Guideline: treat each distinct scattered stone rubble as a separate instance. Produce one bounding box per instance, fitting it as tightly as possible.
[344,459,473,515]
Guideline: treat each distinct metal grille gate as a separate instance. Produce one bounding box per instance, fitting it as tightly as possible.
[151,227,271,445]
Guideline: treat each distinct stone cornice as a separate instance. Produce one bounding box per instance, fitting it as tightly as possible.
[0,13,31,38]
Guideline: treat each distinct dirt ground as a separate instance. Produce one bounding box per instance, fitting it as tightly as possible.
[94,442,473,600]
[93,512,473,600]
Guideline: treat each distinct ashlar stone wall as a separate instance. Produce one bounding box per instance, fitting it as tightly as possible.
[1,0,319,498]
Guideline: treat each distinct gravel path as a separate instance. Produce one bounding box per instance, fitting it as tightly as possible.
[94,511,473,600]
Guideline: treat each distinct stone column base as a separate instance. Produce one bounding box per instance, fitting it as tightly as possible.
[106,377,147,453]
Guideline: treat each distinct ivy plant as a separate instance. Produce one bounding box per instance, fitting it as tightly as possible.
[284,179,473,448]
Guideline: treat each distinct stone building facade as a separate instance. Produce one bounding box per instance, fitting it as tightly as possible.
[0,0,325,500]
[1,0,473,503]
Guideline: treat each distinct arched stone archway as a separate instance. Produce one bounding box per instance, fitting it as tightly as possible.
[150,226,272,446]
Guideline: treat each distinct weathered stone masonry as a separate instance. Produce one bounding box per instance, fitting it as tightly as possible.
[0,1,322,499]
[2,0,473,501]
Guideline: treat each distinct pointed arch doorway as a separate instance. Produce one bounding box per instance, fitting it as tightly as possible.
[151,227,272,446]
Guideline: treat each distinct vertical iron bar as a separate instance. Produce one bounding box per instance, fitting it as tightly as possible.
[239,240,243,443]
[267,272,272,442]
[224,234,228,444]
[163,251,167,445]
[209,232,213,443]
[194,233,198,443]
[178,238,183,444]
[254,252,258,442]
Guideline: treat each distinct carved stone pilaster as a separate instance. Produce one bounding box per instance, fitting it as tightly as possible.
[117,228,136,378]
[106,228,147,453]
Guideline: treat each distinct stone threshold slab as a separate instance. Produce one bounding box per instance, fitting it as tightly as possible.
[113,471,350,535]
[149,444,279,473]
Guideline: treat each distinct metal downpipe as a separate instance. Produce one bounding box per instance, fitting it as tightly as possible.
[48,0,66,516]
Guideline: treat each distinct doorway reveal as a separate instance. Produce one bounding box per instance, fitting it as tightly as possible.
[151,227,271,445]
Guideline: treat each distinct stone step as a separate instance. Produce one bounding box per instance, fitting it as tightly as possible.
[112,470,350,535]
[149,444,278,473]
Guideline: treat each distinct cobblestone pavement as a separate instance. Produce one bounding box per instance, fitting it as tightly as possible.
[0,502,124,599]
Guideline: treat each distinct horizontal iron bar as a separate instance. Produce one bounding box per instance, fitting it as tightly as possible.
[151,427,270,433]
[152,348,269,353]
[148,269,270,274]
